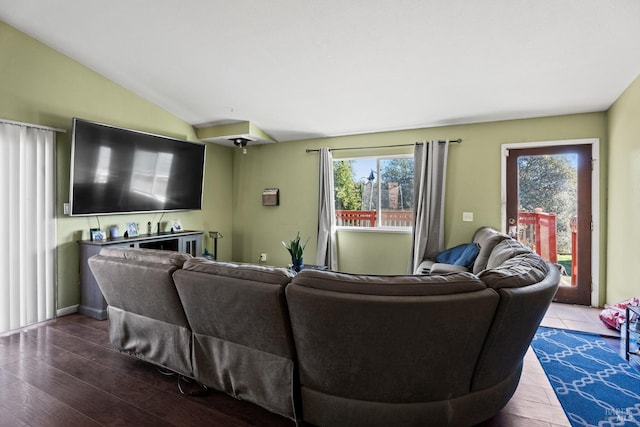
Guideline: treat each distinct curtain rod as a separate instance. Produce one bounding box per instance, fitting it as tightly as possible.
[0,118,66,133]
[305,139,461,153]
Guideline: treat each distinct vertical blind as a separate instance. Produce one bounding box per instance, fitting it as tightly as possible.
[0,122,56,334]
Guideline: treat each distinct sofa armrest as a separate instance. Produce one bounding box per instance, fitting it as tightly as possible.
[414,259,435,275]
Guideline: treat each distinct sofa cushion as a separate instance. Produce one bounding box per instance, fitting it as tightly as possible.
[477,253,549,289]
[88,253,191,327]
[434,243,480,269]
[98,247,192,267]
[182,258,294,284]
[485,239,532,270]
[291,269,486,296]
[471,227,512,274]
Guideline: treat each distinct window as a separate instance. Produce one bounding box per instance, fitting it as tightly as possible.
[333,155,413,230]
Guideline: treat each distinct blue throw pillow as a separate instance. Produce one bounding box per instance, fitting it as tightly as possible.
[435,243,480,269]
[435,243,469,264]
[455,243,481,269]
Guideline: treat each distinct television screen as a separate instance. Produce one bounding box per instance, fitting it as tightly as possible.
[70,118,205,216]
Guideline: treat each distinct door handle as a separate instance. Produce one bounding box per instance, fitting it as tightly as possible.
[508,218,517,237]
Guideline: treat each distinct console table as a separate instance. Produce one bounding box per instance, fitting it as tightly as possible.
[78,231,203,320]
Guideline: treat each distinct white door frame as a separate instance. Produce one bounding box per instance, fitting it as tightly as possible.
[500,138,600,307]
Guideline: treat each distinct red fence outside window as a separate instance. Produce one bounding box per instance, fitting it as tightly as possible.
[335,210,412,228]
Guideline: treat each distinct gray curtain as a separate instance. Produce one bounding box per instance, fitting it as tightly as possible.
[316,148,338,270]
[409,140,450,273]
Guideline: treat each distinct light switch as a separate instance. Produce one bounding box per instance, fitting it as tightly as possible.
[462,212,474,222]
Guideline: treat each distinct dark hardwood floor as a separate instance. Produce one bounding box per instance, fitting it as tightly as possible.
[0,314,294,427]
[0,313,571,426]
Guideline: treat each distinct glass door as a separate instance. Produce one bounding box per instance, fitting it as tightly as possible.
[506,144,592,305]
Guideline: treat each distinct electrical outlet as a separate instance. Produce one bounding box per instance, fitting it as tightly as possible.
[63,202,70,215]
[462,212,474,222]
[260,253,267,262]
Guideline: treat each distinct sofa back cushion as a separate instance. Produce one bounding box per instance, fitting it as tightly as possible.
[485,238,533,270]
[88,248,194,377]
[181,258,294,284]
[287,269,499,403]
[471,227,512,274]
[88,249,190,327]
[478,253,549,289]
[290,269,487,296]
[174,258,295,356]
[98,247,192,267]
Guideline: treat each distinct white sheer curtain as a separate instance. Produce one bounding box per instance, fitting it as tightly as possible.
[315,148,338,270]
[0,122,57,334]
[409,140,449,273]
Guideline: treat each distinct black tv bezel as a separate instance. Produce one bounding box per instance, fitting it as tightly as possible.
[69,118,206,216]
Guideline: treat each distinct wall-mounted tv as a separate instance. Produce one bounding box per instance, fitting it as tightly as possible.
[70,118,206,216]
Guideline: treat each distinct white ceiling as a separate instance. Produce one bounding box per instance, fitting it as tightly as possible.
[2,0,640,142]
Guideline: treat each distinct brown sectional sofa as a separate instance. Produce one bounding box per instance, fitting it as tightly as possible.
[87,227,560,427]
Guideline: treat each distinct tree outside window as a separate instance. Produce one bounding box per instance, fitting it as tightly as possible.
[517,154,577,254]
[333,155,413,229]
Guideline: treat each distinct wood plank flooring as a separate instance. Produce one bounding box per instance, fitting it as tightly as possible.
[0,314,293,427]
[0,306,592,427]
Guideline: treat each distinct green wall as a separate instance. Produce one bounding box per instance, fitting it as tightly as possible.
[4,18,631,309]
[232,114,609,297]
[607,73,640,304]
[0,20,233,311]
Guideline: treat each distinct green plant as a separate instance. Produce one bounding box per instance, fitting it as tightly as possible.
[282,232,309,261]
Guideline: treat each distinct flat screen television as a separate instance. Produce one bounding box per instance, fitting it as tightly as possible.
[70,118,206,216]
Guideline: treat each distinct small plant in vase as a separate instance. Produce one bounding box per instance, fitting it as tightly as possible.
[282,232,309,272]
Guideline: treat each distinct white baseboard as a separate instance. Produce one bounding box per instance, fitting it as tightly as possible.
[57,304,79,317]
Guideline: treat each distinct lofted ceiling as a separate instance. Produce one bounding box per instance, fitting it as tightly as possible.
[1,0,640,143]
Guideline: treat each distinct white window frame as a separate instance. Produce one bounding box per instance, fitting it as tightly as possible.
[334,154,413,233]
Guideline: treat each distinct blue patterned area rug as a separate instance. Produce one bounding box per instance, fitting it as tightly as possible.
[532,327,640,426]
